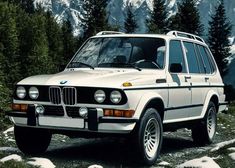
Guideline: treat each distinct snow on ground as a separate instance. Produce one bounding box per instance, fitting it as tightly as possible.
[0,154,22,163]
[228,147,235,151]
[0,147,19,152]
[158,161,170,166]
[177,156,221,168]
[88,165,103,168]
[3,127,14,135]
[27,157,55,168]
[229,152,235,160]
[210,139,235,152]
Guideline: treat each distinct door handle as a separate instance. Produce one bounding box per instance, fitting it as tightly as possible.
[185,75,191,81]
[205,77,209,81]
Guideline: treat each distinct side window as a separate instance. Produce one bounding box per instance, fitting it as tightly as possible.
[169,40,186,73]
[194,44,206,73]
[183,42,200,73]
[197,45,212,74]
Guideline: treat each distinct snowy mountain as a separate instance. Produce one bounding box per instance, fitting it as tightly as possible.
[33,0,235,87]
[33,0,235,37]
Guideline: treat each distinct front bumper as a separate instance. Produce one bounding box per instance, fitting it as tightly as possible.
[7,106,137,134]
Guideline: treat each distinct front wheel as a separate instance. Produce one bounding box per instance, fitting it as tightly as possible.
[132,108,163,165]
[14,126,52,155]
[192,101,217,145]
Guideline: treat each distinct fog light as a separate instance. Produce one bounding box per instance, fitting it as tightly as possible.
[79,107,88,118]
[35,105,44,114]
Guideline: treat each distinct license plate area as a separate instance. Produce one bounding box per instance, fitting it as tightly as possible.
[38,116,84,128]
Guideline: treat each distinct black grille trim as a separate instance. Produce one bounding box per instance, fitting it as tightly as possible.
[66,106,80,118]
[14,85,128,105]
[44,105,64,116]
[49,87,62,104]
[63,87,77,105]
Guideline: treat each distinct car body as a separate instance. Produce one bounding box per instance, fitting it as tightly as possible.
[8,31,227,165]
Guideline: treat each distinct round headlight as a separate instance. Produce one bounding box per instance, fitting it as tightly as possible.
[79,107,88,118]
[16,86,26,99]
[29,87,39,99]
[110,90,122,104]
[94,90,106,103]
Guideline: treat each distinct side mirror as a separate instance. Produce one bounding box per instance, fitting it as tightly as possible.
[170,63,182,73]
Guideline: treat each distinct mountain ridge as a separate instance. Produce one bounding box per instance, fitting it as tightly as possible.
[33,0,235,38]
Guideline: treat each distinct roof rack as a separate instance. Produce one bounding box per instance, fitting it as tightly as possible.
[167,31,205,43]
[96,31,125,36]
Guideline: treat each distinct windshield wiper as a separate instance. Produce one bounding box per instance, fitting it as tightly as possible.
[98,62,141,71]
[69,61,94,70]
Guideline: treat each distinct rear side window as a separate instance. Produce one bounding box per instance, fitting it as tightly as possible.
[169,40,186,73]
[183,42,200,73]
[197,45,214,74]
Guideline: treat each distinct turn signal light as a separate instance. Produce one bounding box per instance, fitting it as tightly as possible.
[122,82,132,87]
[11,104,28,112]
[104,109,135,118]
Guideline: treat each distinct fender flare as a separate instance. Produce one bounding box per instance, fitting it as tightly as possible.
[200,89,219,118]
[133,91,166,119]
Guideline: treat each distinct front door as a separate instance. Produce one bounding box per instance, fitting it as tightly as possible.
[165,40,191,123]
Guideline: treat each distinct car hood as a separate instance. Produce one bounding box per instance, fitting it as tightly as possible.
[18,68,165,88]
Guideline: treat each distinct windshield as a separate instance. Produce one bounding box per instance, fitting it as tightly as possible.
[67,37,166,69]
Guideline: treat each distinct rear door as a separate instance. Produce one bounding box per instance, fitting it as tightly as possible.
[182,42,208,118]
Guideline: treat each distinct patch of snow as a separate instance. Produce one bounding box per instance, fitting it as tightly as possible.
[228,147,235,151]
[0,147,19,152]
[229,152,235,160]
[211,139,235,152]
[177,156,220,168]
[88,165,103,168]
[7,138,15,142]
[158,161,170,166]
[27,157,55,168]
[3,127,14,135]
[0,154,22,163]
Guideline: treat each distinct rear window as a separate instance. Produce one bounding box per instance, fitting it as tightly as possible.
[197,45,215,74]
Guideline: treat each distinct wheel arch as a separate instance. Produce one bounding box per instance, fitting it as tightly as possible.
[134,92,165,122]
[201,90,219,118]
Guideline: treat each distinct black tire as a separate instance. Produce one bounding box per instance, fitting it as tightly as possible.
[14,125,52,155]
[192,101,217,145]
[132,108,163,165]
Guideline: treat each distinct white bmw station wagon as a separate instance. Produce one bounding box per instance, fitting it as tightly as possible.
[8,31,227,165]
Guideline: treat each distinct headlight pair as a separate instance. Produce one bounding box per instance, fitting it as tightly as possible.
[16,86,39,99]
[94,90,122,104]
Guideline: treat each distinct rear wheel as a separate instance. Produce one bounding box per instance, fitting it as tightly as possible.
[132,108,163,165]
[192,101,217,145]
[14,125,51,155]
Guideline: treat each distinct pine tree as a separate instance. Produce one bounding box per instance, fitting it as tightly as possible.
[45,11,63,72]
[147,0,168,33]
[0,2,21,87]
[26,14,53,76]
[9,0,35,13]
[124,3,138,33]
[208,0,232,77]
[82,0,109,40]
[171,0,203,35]
[61,19,77,68]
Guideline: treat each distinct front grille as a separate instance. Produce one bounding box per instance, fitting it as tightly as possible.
[49,87,61,104]
[66,106,80,118]
[44,106,64,116]
[49,87,77,105]
[63,87,77,105]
